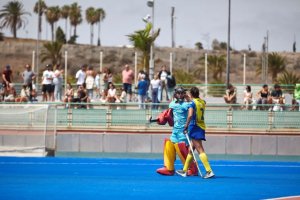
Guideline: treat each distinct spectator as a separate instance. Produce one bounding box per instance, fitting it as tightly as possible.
[122,64,134,101]
[150,74,161,109]
[63,82,74,108]
[107,68,113,85]
[106,82,118,103]
[256,84,270,110]
[137,74,148,109]
[22,64,35,101]
[158,65,169,101]
[85,65,95,99]
[73,84,90,109]
[294,83,300,111]
[4,83,16,102]
[166,71,176,101]
[75,64,87,88]
[269,84,284,111]
[15,84,30,102]
[94,71,101,99]
[41,64,53,102]
[53,64,63,102]
[243,85,253,110]
[2,64,13,89]
[223,84,237,110]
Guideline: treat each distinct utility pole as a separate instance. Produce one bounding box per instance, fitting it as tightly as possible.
[226,0,231,87]
[171,6,175,48]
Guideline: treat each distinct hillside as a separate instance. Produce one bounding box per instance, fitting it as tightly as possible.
[0,38,299,84]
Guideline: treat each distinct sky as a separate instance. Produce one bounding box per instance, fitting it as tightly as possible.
[0,0,299,52]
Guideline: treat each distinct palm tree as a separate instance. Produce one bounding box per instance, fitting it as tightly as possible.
[268,52,286,82]
[128,22,160,74]
[69,3,82,39]
[207,54,226,81]
[277,71,300,85]
[173,68,196,84]
[85,7,98,45]
[45,6,60,41]
[60,5,70,43]
[41,41,63,65]
[0,1,30,38]
[33,0,47,36]
[95,8,105,46]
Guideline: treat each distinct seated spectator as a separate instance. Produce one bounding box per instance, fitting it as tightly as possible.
[269,84,284,111]
[294,83,300,111]
[63,83,74,108]
[256,84,270,110]
[3,83,16,102]
[243,85,253,110]
[116,87,127,110]
[106,83,118,103]
[73,84,91,109]
[15,84,30,102]
[291,99,299,111]
[224,84,237,110]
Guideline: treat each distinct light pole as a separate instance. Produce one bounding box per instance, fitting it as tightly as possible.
[171,6,175,48]
[226,0,231,87]
[147,0,154,80]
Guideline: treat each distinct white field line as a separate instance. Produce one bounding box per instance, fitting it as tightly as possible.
[0,162,300,168]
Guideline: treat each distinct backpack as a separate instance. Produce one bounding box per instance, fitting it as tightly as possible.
[167,75,176,88]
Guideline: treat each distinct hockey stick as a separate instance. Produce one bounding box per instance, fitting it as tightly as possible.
[185,131,203,177]
[149,116,158,123]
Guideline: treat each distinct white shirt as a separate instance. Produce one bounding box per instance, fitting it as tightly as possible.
[151,79,161,89]
[42,70,53,85]
[76,69,86,85]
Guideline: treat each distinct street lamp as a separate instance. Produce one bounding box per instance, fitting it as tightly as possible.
[147,0,154,80]
[226,0,231,87]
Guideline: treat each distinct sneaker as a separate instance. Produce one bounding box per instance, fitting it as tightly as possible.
[203,171,215,179]
[176,170,187,177]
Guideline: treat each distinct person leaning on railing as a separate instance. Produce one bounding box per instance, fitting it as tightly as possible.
[223,84,237,110]
[256,84,270,110]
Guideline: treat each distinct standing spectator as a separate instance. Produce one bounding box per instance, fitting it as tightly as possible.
[223,84,237,110]
[256,84,270,110]
[243,85,253,110]
[94,71,101,99]
[122,64,134,101]
[107,68,113,85]
[158,65,169,101]
[75,64,87,88]
[166,71,176,101]
[53,64,63,102]
[41,64,53,102]
[294,83,300,111]
[150,74,161,109]
[85,65,95,99]
[22,64,35,101]
[137,74,148,109]
[2,64,13,89]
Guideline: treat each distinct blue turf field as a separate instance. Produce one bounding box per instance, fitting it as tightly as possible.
[0,157,299,200]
